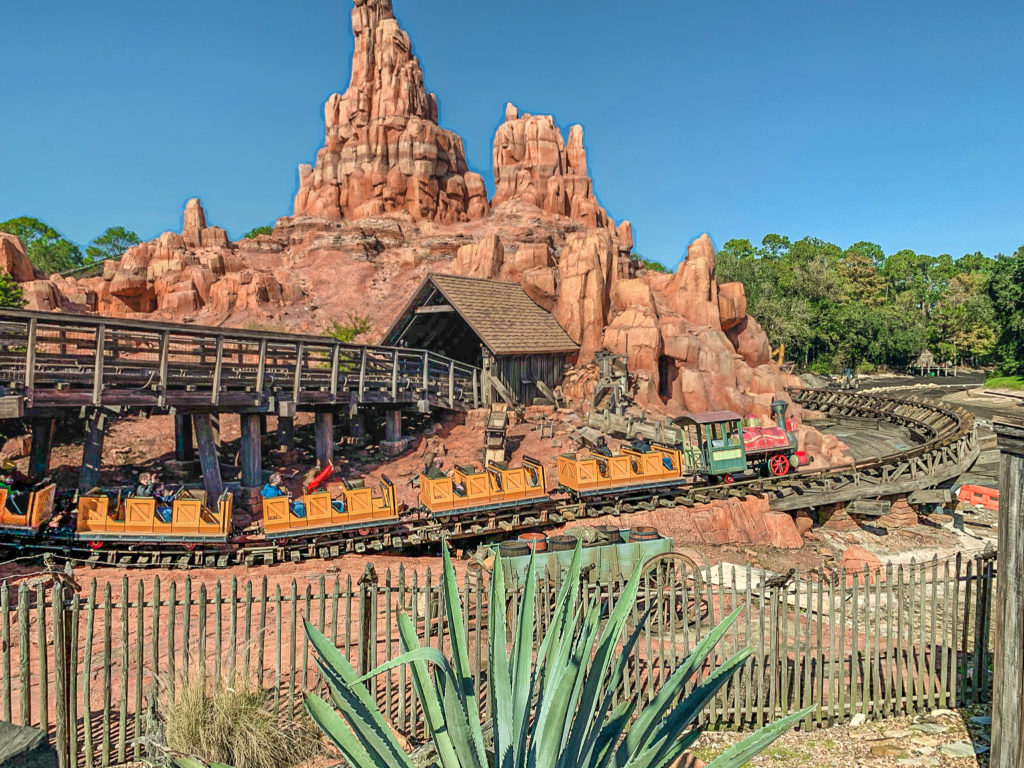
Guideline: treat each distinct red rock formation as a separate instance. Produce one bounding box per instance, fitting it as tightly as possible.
[0,234,41,283]
[292,0,487,225]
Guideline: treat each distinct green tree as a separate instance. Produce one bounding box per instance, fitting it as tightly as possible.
[0,273,26,308]
[85,226,140,262]
[0,217,83,274]
[242,225,273,239]
[989,246,1024,375]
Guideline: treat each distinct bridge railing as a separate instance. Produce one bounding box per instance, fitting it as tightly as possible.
[0,309,481,411]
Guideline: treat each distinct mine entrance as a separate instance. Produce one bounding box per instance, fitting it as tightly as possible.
[382,274,579,404]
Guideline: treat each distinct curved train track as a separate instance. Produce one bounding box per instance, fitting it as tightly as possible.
[1,388,979,569]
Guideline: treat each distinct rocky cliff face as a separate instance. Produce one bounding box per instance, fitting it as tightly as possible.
[292,0,488,224]
[7,0,800,419]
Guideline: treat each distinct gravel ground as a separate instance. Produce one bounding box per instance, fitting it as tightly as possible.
[690,705,991,768]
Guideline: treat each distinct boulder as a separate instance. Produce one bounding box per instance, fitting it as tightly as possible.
[0,234,40,283]
[452,234,503,279]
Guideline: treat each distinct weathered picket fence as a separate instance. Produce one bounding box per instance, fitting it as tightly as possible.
[0,551,996,768]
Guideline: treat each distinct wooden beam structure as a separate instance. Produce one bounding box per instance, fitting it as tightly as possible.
[315,411,334,468]
[28,418,54,480]
[414,304,455,314]
[192,413,224,501]
[991,413,1024,768]
[173,414,195,462]
[79,410,107,493]
[239,413,262,488]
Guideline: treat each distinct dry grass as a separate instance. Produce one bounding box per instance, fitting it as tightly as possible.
[163,671,320,768]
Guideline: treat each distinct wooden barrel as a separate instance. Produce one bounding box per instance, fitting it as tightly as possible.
[517,532,548,552]
[595,525,624,544]
[547,534,577,552]
[628,526,661,542]
[498,540,531,558]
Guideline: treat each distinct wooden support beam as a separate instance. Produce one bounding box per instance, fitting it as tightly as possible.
[174,414,195,462]
[28,417,55,480]
[414,304,455,314]
[277,415,295,450]
[211,335,224,405]
[385,409,402,443]
[315,412,334,468]
[239,413,263,488]
[79,410,107,493]
[92,324,105,406]
[991,414,1024,768]
[192,413,224,501]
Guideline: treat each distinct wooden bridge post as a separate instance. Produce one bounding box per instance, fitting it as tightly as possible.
[192,413,224,501]
[174,414,195,462]
[277,416,295,450]
[239,413,263,488]
[991,413,1024,768]
[315,411,334,468]
[79,410,107,493]
[385,409,402,443]
[28,417,55,480]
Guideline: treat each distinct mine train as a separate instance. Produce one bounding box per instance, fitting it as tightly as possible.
[0,404,804,553]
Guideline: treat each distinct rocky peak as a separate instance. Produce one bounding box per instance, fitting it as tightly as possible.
[293,0,488,225]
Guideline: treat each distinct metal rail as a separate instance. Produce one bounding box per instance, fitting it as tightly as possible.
[0,309,481,413]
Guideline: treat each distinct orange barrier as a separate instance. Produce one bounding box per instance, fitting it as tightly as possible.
[419,458,547,515]
[77,490,232,540]
[957,484,999,511]
[263,477,397,538]
[0,483,57,536]
[557,444,684,494]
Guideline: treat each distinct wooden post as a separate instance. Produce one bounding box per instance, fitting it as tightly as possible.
[385,409,402,443]
[79,410,107,492]
[277,415,295,450]
[174,414,195,461]
[315,412,334,468]
[239,413,263,488]
[991,413,1024,768]
[92,324,105,406]
[192,413,224,501]
[28,417,55,479]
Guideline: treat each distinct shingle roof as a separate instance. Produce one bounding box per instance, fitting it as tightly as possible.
[397,274,579,356]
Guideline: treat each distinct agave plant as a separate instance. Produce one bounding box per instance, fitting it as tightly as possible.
[302,543,812,768]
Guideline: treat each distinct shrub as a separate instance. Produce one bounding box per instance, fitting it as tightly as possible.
[242,225,274,239]
[165,672,319,768]
[856,361,877,375]
[325,313,372,343]
[0,272,26,309]
[302,545,810,768]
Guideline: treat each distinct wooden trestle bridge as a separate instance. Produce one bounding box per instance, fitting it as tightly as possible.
[0,309,483,497]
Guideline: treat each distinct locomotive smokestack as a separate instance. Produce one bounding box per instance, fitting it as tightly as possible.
[771,400,787,429]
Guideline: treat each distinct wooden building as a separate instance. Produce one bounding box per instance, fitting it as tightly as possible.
[382,274,578,404]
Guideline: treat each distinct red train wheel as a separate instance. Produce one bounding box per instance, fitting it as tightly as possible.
[182,543,197,551]
[87,540,103,550]
[769,454,790,476]
[722,474,735,485]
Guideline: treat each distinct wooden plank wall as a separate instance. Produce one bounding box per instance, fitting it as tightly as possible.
[494,354,566,405]
[0,552,996,768]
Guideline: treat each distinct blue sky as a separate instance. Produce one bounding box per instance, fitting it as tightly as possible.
[1,0,1021,269]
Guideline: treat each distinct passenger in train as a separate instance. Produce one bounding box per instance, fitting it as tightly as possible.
[594,437,613,457]
[134,472,156,498]
[0,461,27,515]
[631,437,652,453]
[262,472,305,518]
[153,475,175,524]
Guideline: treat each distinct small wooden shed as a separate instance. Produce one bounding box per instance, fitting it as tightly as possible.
[382,274,579,404]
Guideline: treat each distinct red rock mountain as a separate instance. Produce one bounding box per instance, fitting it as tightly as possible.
[7,0,799,418]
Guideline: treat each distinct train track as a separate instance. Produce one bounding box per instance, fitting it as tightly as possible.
[2,388,979,568]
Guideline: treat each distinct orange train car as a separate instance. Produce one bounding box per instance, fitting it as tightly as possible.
[0,483,57,538]
[76,490,233,543]
[556,443,684,496]
[263,477,397,539]
[419,457,547,517]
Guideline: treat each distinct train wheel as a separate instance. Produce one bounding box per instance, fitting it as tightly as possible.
[769,454,791,476]
[722,474,735,485]
[87,540,103,551]
[182,543,197,551]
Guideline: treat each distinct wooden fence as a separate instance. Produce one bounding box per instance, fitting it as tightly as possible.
[0,551,996,768]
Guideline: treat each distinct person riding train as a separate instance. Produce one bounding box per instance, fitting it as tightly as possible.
[134,471,175,523]
[262,472,306,518]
